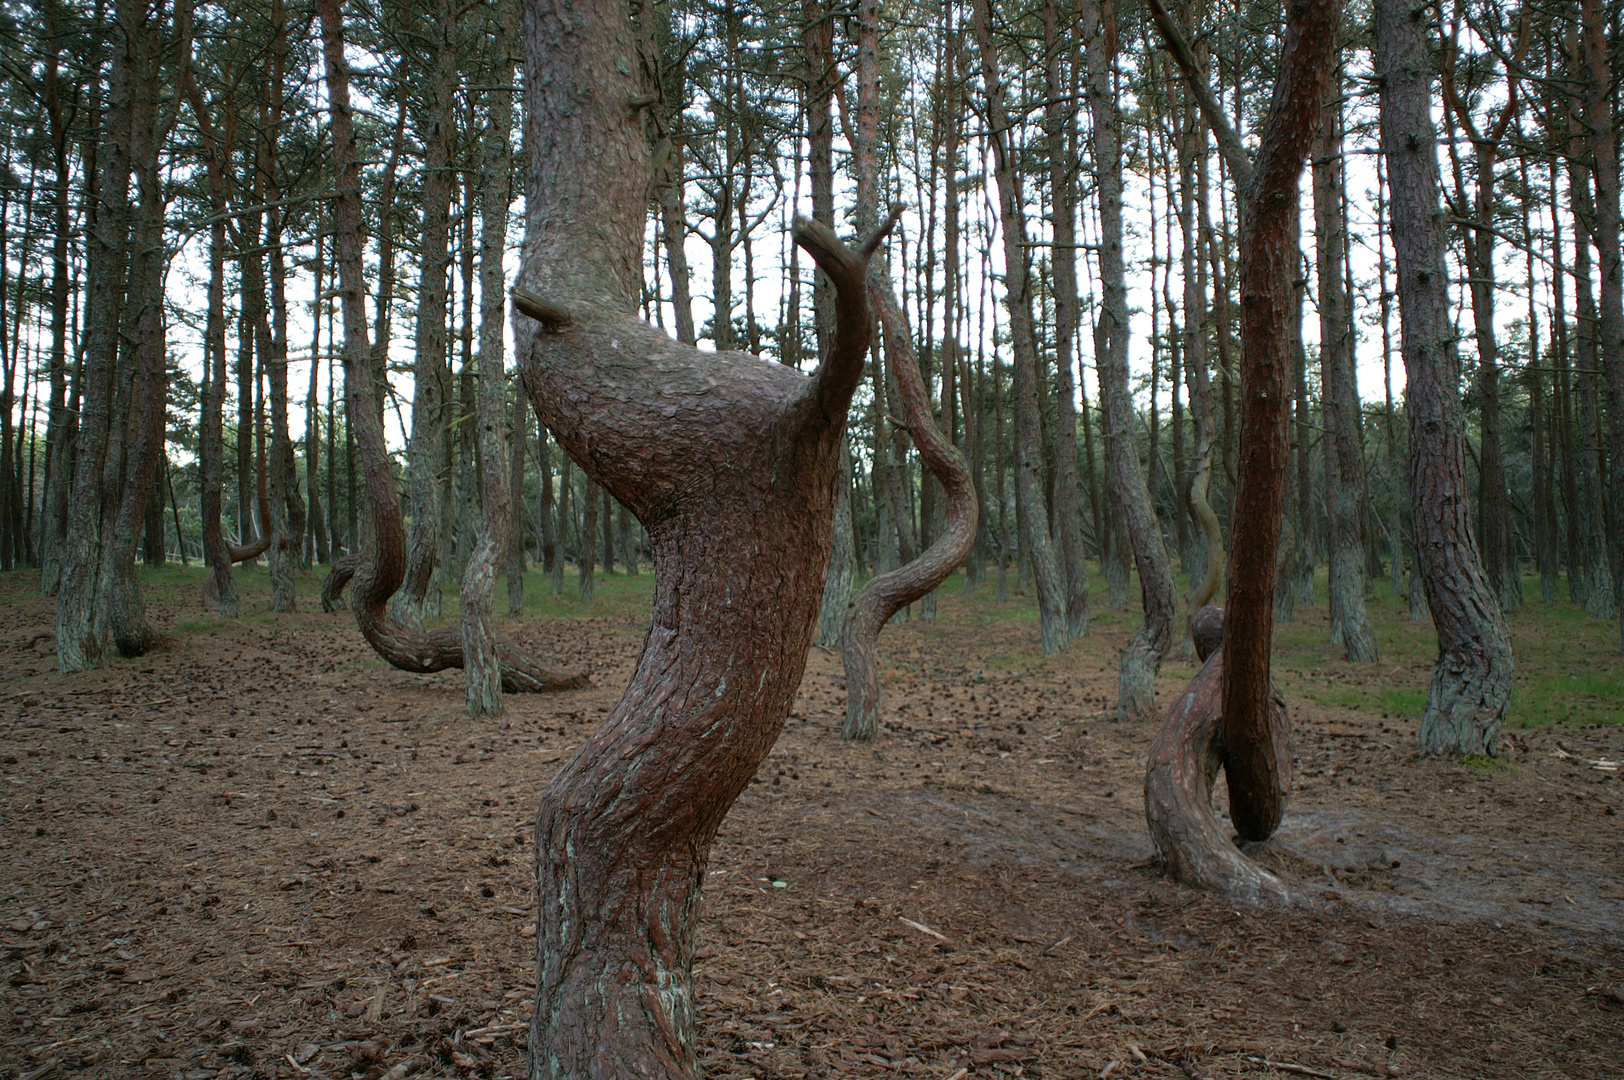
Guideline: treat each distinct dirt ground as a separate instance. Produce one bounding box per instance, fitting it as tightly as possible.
[2,569,1621,1080]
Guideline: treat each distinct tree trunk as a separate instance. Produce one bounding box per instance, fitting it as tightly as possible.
[1086,0,1176,716]
[512,0,893,1067]
[57,0,136,672]
[1043,0,1089,639]
[307,235,329,566]
[1581,0,1624,651]
[1314,92,1377,661]
[973,0,1068,655]
[462,32,517,721]
[1374,0,1513,757]
[1180,84,1223,619]
[841,230,978,742]
[396,3,459,625]
[508,378,529,616]
[578,474,598,600]
[318,0,583,696]
[37,1,73,595]
[1148,0,1338,841]
[1145,606,1291,903]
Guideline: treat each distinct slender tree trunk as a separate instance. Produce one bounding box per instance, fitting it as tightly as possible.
[1374,0,1513,756]
[1571,146,1614,620]
[397,4,459,624]
[1314,88,1377,661]
[1581,0,1624,650]
[307,235,329,566]
[1180,84,1223,619]
[579,474,597,601]
[462,34,516,721]
[508,380,528,616]
[1086,0,1176,714]
[841,259,977,741]
[1038,0,1089,638]
[973,0,1068,655]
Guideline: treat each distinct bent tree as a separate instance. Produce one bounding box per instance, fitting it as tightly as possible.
[512,0,890,1072]
[317,0,581,698]
[1144,0,1338,887]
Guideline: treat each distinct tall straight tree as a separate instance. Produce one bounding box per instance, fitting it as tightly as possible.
[1580,0,1624,650]
[396,0,459,623]
[971,0,1067,655]
[461,14,517,719]
[1042,0,1089,639]
[1314,76,1377,661]
[1374,0,1513,756]
[1086,0,1177,716]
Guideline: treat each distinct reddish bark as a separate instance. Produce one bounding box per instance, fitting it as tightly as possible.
[1149,0,1338,844]
[841,238,979,742]
[1145,606,1291,904]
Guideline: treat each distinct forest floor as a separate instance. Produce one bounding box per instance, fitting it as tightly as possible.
[1,563,1622,1080]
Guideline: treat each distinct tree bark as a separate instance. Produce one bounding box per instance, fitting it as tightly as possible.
[1043,0,1089,639]
[57,0,137,672]
[1149,0,1338,840]
[1145,606,1291,903]
[462,28,517,721]
[1374,0,1513,757]
[508,378,529,616]
[396,2,459,625]
[1581,0,1624,651]
[512,0,894,1067]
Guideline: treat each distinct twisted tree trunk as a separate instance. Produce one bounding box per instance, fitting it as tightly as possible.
[318,0,584,698]
[1149,0,1338,851]
[1375,0,1513,756]
[1145,606,1291,904]
[841,254,978,742]
[509,0,895,1068]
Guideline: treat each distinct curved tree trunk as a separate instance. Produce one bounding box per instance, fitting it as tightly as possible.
[320,552,361,612]
[841,269,978,742]
[317,0,584,699]
[1374,0,1513,756]
[1145,606,1291,904]
[509,0,897,1067]
[1149,0,1338,843]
